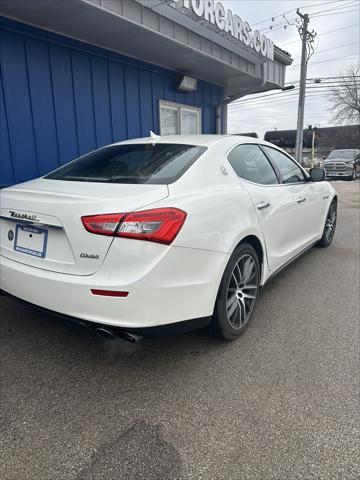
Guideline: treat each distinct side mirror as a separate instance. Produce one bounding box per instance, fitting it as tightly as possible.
[309,167,325,182]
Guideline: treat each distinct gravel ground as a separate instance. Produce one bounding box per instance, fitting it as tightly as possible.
[0,180,359,480]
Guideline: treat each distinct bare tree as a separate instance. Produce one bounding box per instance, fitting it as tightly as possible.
[329,64,360,125]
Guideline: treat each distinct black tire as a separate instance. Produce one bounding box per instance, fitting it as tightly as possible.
[349,168,356,181]
[318,200,337,248]
[211,243,260,341]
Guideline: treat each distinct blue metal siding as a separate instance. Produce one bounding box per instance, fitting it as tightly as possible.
[25,38,60,175]
[0,69,14,186]
[0,17,224,188]
[71,51,97,156]
[0,29,39,184]
[49,44,79,165]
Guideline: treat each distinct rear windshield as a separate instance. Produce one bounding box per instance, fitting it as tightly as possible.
[45,143,206,184]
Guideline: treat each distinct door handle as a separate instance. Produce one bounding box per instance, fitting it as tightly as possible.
[296,196,306,204]
[257,201,270,210]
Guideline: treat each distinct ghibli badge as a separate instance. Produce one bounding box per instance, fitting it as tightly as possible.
[80,253,100,260]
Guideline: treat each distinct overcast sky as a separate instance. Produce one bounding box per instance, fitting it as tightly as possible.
[224,0,360,138]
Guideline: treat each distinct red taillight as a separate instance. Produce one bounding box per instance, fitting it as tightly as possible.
[81,213,125,236]
[117,208,186,244]
[82,208,186,245]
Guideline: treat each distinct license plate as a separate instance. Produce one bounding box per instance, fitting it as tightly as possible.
[327,172,339,176]
[14,224,48,258]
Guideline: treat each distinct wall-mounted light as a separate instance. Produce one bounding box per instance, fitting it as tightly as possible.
[178,75,197,92]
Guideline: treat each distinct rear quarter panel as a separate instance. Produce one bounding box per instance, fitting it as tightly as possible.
[168,188,265,254]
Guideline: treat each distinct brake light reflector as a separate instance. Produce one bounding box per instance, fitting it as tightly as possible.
[91,289,129,297]
[117,208,186,244]
[82,213,125,236]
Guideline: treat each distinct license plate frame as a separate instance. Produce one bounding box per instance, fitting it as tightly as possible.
[14,224,48,258]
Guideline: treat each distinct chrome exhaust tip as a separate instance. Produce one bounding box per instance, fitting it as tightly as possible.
[93,326,142,343]
[117,331,143,343]
[94,327,116,339]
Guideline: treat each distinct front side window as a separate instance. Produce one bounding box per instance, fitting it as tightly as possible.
[262,146,305,184]
[45,144,206,185]
[228,144,279,185]
[160,101,201,135]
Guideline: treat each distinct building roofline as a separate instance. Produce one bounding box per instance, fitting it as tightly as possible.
[0,0,292,98]
[274,46,293,65]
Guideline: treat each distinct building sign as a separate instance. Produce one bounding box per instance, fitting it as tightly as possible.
[172,0,274,61]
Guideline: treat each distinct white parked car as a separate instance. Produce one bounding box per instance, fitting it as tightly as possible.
[0,135,337,340]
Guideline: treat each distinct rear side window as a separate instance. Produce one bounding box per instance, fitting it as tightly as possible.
[228,144,279,185]
[45,144,207,185]
[262,146,305,184]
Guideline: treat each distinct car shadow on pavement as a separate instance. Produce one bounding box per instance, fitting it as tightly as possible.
[0,241,323,369]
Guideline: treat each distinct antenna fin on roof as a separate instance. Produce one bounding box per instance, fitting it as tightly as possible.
[150,131,161,142]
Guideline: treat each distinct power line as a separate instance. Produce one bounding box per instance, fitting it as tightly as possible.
[307,0,359,16]
[231,79,360,105]
[303,79,360,84]
[228,76,360,109]
[228,91,336,108]
[306,75,360,80]
[291,53,359,68]
[230,98,329,107]
[229,95,355,110]
[259,17,297,33]
[259,1,358,34]
[229,83,359,106]
[229,93,354,109]
[293,41,359,59]
[229,83,360,108]
[261,7,359,36]
[280,23,359,48]
[230,89,356,107]
[251,0,341,28]
[312,8,360,17]
[286,75,360,83]
[229,98,330,110]
[228,97,331,110]
[260,22,297,34]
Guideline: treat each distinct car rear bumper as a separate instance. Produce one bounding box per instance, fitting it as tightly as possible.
[0,246,229,329]
[0,289,212,336]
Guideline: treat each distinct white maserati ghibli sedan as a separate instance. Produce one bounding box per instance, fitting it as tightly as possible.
[0,135,336,340]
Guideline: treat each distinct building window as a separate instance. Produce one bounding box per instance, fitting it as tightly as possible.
[160,101,201,135]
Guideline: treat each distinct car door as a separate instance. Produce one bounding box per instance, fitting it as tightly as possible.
[261,145,324,245]
[227,144,304,272]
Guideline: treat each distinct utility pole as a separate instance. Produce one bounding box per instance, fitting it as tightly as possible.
[294,10,315,164]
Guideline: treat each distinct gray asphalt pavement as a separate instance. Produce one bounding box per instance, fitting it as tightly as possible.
[0,181,359,480]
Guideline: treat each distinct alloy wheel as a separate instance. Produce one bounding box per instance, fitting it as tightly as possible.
[325,202,337,243]
[226,254,259,329]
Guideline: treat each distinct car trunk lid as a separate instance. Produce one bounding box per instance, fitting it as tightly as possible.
[0,179,168,275]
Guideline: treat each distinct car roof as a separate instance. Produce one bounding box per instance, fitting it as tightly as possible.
[113,134,266,148]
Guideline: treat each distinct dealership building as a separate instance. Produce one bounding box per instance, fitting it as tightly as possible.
[0,0,292,188]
